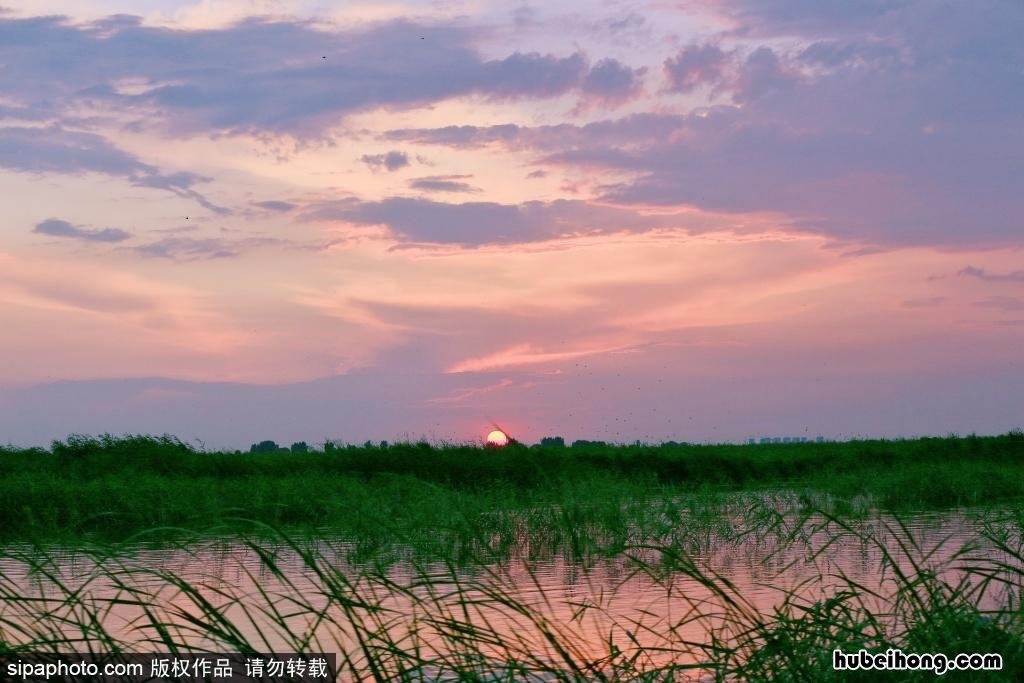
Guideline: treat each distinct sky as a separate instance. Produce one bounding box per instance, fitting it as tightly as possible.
[1,0,1022,448]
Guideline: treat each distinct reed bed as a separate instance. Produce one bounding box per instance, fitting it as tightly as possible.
[1,432,1023,543]
[2,505,1023,681]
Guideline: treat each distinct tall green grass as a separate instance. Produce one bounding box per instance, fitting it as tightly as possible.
[1,433,1023,544]
[1,506,1022,680]
[2,432,1024,544]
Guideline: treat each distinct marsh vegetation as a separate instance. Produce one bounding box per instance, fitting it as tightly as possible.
[1,432,1023,544]
[1,433,1023,680]
[2,506,1024,680]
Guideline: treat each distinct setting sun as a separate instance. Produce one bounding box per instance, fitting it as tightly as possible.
[486,430,509,447]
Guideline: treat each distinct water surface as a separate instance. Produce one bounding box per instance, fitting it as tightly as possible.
[1,508,1020,679]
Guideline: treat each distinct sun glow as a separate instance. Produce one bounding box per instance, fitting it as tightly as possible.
[485,430,509,447]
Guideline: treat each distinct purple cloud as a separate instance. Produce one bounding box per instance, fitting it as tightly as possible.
[301,197,695,246]
[0,16,634,138]
[129,236,289,261]
[253,200,296,212]
[33,218,131,243]
[480,51,588,99]
[959,266,1024,283]
[408,175,481,193]
[361,151,410,172]
[798,40,900,67]
[385,113,686,150]
[1,126,146,176]
[131,170,228,215]
[663,44,729,93]
[716,0,908,36]
[0,125,224,212]
[580,58,646,106]
[732,47,798,101]
[388,1,1024,247]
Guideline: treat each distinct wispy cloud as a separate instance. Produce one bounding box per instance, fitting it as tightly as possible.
[959,266,1024,283]
[408,175,480,193]
[427,378,515,404]
[131,236,287,261]
[253,200,296,212]
[131,171,229,215]
[447,343,628,373]
[300,197,700,246]
[975,296,1024,312]
[1,126,145,176]
[0,126,224,212]
[33,218,131,243]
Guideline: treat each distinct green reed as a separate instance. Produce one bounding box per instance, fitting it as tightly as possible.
[1,432,1023,544]
[1,504,1022,681]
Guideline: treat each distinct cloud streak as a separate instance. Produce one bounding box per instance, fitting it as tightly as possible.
[408,175,480,193]
[301,197,699,246]
[0,126,225,212]
[959,266,1024,283]
[131,236,291,261]
[33,218,131,243]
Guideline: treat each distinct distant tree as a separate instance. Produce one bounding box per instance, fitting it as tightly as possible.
[571,439,607,448]
[249,440,280,453]
[290,441,309,453]
[540,436,565,447]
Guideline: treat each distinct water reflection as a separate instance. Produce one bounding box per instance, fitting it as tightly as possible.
[1,509,1020,680]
